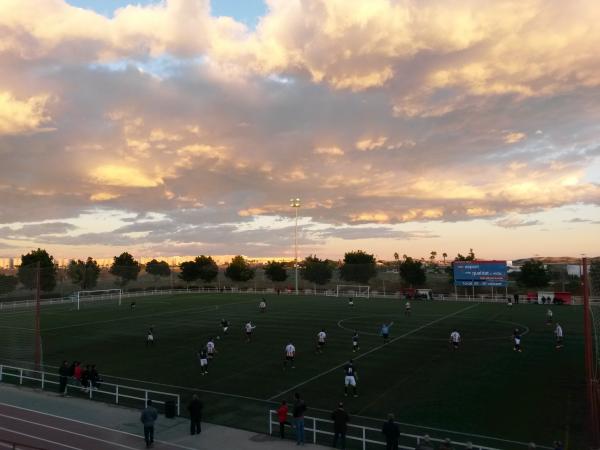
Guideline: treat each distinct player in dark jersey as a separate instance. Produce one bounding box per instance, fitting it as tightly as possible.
[197,348,208,375]
[352,330,360,352]
[344,360,358,397]
[221,319,229,335]
[513,328,522,352]
[348,297,354,307]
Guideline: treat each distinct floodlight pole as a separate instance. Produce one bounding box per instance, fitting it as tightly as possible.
[290,198,301,295]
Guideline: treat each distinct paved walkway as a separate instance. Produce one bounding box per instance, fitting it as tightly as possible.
[0,384,329,449]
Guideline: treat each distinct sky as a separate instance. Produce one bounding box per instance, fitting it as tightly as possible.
[0,0,599,263]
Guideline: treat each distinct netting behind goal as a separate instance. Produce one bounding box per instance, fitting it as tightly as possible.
[334,285,370,298]
[75,289,122,310]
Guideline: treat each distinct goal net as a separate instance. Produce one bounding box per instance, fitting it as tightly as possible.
[334,285,370,298]
[75,289,122,310]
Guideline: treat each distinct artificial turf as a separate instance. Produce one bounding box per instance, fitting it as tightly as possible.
[0,293,586,449]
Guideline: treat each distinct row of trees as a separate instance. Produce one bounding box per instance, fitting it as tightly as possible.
[1,248,599,295]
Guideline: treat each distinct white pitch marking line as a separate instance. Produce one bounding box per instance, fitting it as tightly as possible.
[44,299,257,331]
[0,413,140,450]
[0,425,83,450]
[0,402,198,450]
[268,303,480,400]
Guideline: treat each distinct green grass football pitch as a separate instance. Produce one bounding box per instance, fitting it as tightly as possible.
[0,294,586,448]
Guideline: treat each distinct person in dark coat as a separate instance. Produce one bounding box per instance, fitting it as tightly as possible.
[187,394,203,435]
[140,400,158,448]
[331,402,350,449]
[381,413,400,450]
[58,360,69,396]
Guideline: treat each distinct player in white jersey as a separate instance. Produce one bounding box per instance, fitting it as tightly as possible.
[546,309,553,324]
[405,301,411,316]
[283,342,296,369]
[554,323,564,349]
[206,338,217,359]
[146,327,155,347]
[449,330,461,350]
[245,321,256,343]
[343,360,358,397]
[259,299,267,312]
[315,329,327,354]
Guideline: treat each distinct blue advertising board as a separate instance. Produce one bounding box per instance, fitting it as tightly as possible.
[453,261,507,287]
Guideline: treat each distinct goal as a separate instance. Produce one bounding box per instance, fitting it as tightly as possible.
[75,289,122,310]
[331,285,370,298]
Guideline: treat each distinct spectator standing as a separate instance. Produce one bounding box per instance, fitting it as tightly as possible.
[293,392,307,446]
[331,402,350,449]
[187,394,203,435]
[90,365,101,390]
[81,365,90,392]
[140,400,158,448]
[58,360,69,396]
[277,400,289,439]
[381,413,400,450]
[415,434,434,450]
[72,361,82,386]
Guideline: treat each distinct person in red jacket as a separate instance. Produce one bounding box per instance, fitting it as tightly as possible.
[72,361,82,386]
[277,400,289,439]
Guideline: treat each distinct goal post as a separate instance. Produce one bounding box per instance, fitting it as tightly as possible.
[75,289,123,310]
[335,285,370,298]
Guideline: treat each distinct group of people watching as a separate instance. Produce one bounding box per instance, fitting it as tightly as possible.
[57,360,102,395]
[274,392,556,450]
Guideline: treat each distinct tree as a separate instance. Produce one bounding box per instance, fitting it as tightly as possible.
[301,255,333,286]
[399,257,427,287]
[109,252,141,286]
[225,256,255,282]
[17,248,57,292]
[564,275,581,294]
[66,257,100,289]
[589,258,600,296]
[446,249,476,284]
[264,261,288,283]
[442,252,448,263]
[518,259,551,288]
[195,255,218,283]
[339,250,377,284]
[430,251,437,263]
[0,274,18,295]
[179,260,200,285]
[145,259,171,283]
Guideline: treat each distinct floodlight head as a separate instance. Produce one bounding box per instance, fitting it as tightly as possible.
[289,197,301,207]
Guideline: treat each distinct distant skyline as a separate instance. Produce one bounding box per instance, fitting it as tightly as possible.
[0,0,599,262]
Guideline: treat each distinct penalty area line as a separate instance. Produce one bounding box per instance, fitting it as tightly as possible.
[267,303,479,401]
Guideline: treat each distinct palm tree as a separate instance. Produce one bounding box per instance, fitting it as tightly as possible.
[430,251,437,262]
[442,252,448,263]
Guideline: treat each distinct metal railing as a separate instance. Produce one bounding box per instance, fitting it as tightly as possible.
[267,410,550,450]
[0,364,180,416]
[0,287,595,311]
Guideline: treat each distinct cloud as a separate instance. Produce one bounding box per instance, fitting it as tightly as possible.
[503,132,526,144]
[90,165,164,188]
[0,92,51,135]
[0,222,77,238]
[314,146,344,156]
[356,137,387,151]
[0,1,599,259]
[494,216,542,229]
